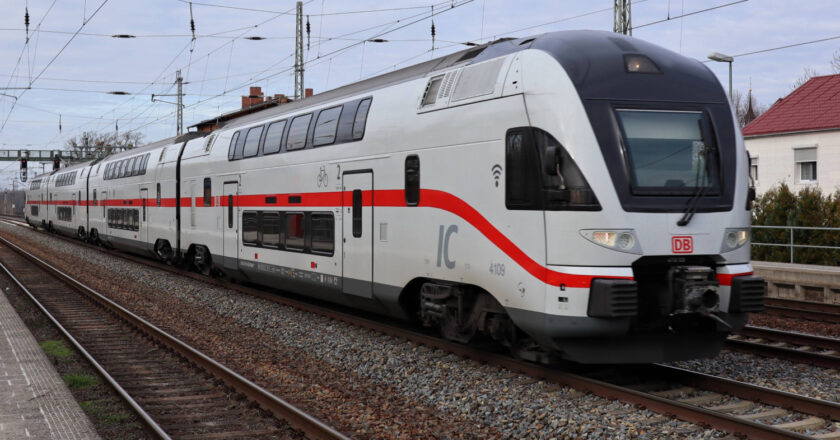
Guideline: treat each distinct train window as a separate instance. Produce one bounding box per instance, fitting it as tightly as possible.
[233,129,247,159]
[204,134,216,152]
[422,75,443,106]
[156,183,161,207]
[228,195,233,228]
[139,154,148,174]
[287,114,312,151]
[104,164,111,180]
[285,212,305,249]
[311,213,335,255]
[203,178,211,206]
[313,106,342,147]
[505,129,540,209]
[31,206,39,216]
[117,160,126,178]
[93,189,97,206]
[405,155,420,206]
[261,212,282,248]
[228,131,240,160]
[128,157,138,176]
[352,189,362,238]
[134,210,140,228]
[353,98,372,140]
[242,211,259,245]
[159,147,167,162]
[243,126,264,158]
[263,120,286,155]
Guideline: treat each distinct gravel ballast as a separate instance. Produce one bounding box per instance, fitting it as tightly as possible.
[7,221,829,438]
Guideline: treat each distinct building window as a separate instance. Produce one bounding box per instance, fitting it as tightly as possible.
[749,157,758,182]
[794,147,817,183]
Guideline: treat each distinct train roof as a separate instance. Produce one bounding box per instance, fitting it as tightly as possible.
[213,30,724,131]
[98,132,206,162]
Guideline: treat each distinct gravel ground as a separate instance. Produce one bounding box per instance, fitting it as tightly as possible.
[670,350,840,402]
[5,221,810,439]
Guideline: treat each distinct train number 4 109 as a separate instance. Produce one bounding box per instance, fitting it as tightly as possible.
[489,262,505,276]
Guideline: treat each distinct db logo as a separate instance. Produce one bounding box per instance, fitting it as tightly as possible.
[672,236,694,254]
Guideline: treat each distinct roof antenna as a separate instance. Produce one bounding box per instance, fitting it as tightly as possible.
[24,6,30,43]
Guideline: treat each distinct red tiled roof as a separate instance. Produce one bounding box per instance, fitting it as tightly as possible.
[742,73,840,137]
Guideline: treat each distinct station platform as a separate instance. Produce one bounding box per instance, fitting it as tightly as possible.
[0,290,100,439]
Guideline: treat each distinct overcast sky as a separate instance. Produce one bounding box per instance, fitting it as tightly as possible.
[1,0,839,187]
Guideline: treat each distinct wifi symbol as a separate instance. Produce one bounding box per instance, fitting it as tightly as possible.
[491,164,502,187]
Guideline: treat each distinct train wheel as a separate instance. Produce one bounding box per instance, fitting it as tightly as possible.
[192,245,212,276]
[89,229,100,245]
[154,239,173,263]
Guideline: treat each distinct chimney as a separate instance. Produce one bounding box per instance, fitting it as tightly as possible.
[274,94,290,104]
[305,88,314,98]
[242,86,265,108]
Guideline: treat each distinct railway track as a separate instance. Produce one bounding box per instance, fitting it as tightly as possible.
[0,234,348,440]
[3,219,840,438]
[728,326,840,369]
[764,297,840,324]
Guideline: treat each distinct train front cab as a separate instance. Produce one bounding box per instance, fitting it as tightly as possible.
[502,32,765,363]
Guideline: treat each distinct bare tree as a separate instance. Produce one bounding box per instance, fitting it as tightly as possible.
[832,50,840,73]
[792,66,820,91]
[731,89,767,127]
[63,130,144,160]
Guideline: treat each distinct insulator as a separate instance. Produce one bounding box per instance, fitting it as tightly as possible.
[25,7,30,41]
[306,15,311,51]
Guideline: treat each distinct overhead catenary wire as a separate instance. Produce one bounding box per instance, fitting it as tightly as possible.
[1,0,110,137]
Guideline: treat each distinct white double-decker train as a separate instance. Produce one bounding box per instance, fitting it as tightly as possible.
[25,30,764,363]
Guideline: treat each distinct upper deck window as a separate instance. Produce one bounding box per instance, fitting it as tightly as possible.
[353,98,372,140]
[615,109,720,195]
[263,120,286,155]
[313,106,342,147]
[287,114,312,151]
[243,126,264,158]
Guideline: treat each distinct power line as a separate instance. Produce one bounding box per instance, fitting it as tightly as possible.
[632,0,749,30]
[178,0,457,16]
[1,0,110,136]
[730,34,840,59]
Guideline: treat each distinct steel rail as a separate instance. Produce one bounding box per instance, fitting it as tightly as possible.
[727,326,840,369]
[0,250,172,440]
[0,234,350,440]
[2,221,837,439]
[764,298,840,323]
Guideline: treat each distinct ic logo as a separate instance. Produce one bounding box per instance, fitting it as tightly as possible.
[672,236,694,254]
[491,164,502,187]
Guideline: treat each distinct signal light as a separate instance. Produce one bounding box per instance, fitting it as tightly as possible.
[53,155,61,170]
[20,158,27,169]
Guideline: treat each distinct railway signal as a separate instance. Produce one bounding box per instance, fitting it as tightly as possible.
[20,157,27,182]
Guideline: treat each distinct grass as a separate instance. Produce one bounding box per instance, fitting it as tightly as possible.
[63,373,99,389]
[40,340,73,357]
[80,400,133,425]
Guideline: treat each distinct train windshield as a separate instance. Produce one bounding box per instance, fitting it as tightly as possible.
[616,109,719,195]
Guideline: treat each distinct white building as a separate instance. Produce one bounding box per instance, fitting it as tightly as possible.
[743,73,840,195]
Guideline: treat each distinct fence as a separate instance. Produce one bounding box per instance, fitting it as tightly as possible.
[751,225,840,264]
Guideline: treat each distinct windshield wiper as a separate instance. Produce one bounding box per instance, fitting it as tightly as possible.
[678,122,712,226]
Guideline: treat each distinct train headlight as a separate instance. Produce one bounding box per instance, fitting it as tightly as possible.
[581,229,642,254]
[721,228,750,252]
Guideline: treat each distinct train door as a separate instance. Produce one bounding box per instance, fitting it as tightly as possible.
[342,171,373,298]
[101,191,108,231]
[140,188,148,247]
[222,181,239,270]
